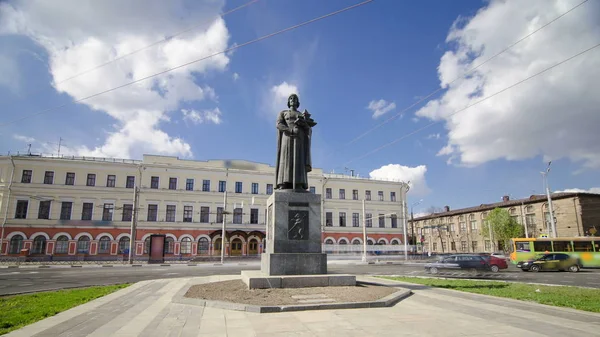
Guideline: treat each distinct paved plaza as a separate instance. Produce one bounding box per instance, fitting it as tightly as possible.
[6,275,600,337]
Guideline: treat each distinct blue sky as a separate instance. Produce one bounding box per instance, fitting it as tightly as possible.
[1,0,599,214]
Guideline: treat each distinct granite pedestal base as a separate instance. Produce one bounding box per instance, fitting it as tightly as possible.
[241,270,356,289]
[261,252,327,276]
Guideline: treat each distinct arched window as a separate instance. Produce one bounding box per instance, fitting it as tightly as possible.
[98,236,111,254]
[391,239,400,245]
[118,237,130,253]
[77,236,90,254]
[352,239,361,245]
[367,239,374,245]
[180,237,192,254]
[31,236,46,254]
[55,235,69,254]
[325,239,334,244]
[377,239,387,245]
[9,235,23,254]
[165,237,174,254]
[338,239,348,245]
[144,237,151,254]
[197,237,209,255]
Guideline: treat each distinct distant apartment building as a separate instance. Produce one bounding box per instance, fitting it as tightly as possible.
[0,154,408,260]
[409,194,600,253]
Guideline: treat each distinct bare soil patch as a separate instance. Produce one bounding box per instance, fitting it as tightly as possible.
[184,280,396,306]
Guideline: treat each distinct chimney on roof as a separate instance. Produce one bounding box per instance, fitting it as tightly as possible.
[444,206,450,212]
[502,195,510,202]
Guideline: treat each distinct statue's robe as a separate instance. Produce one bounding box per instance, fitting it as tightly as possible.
[275,109,312,190]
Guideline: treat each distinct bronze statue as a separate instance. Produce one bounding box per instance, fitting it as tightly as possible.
[275,94,317,190]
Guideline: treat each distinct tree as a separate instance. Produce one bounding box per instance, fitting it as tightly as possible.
[481,208,524,253]
[425,206,444,215]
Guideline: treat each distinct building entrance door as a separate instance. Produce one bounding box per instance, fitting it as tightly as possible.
[231,239,243,256]
[248,239,258,255]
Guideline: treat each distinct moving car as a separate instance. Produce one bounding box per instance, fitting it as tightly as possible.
[425,254,491,274]
[479,254,508,272]
[516,253,581,272]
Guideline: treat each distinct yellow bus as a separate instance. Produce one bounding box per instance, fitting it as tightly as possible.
[509,237,600,268]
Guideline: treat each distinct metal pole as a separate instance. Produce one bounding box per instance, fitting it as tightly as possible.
[128,185,138,264]
[0,156,15,255]
[402,199,408,261]
[362,199,367,262]
[545,176,557,238]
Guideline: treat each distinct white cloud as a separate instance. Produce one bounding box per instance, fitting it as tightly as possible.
[13,134,35,143]
[415,0,600,170]
[369,164,431,196]
[555,187,600,194]
[0,0,230,159]
[426,133,441,140]
[266,81,299,117]
[181,108,222,125]
[367,99,396,119]
[232,72,239,81]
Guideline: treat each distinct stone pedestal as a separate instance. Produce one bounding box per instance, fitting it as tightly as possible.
[242,190,355,289]
[261,190,326,276]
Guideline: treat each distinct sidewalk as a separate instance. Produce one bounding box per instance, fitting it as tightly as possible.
[0,259,429,268]
[6,275,599,337]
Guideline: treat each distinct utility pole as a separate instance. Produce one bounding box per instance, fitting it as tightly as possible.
[27,144,31,155]
[220,169,229,264]
[57,137,63,157]
[402,199,408,261]
[541,161,558,238]
[401,182,410,261]
[128,185,139,264]
[362,199,367,263]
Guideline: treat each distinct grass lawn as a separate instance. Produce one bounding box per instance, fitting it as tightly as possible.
[0,284,129,335]
[381,276,600,313]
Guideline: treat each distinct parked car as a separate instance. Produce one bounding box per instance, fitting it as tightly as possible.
[480,255,508,272]
[425,254,491,274]
[516,253,581,272]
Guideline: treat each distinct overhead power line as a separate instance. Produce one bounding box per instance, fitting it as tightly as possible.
[0,0,374,128]
[334,0,589,152]
[343,41,600,166]
[52,0,259,87]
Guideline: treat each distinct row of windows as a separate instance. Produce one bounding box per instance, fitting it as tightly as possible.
[325,188,396,202]
[7,235,257,255]
[418,221,481,234]
[14,200,262,224]
[324,212,398,228]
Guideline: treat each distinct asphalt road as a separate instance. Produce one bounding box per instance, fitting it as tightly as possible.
[1,262,599,296]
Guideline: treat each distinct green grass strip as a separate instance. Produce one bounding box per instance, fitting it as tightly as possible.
[0,284,129,335]
[381,276,600,313]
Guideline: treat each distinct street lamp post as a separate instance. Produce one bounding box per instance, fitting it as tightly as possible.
[362,199,367,263]
[541,162,558,238]
[401,182,410,261]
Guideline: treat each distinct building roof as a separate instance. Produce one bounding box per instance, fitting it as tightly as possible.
[411,193,600,221]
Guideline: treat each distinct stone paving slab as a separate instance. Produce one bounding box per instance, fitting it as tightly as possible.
[5,274,600,337]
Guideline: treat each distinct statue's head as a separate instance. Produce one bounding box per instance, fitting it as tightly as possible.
[287,94,300,109]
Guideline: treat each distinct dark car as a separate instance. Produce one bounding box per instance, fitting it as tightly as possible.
[517,253,581,272]
[425,254,491,274]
